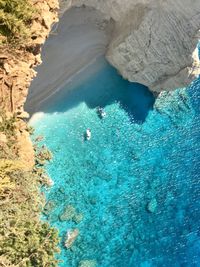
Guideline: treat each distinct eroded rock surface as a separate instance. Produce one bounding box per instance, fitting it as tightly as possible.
[69,0,200,91]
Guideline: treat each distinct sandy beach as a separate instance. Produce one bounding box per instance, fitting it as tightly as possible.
[25,6,113,114]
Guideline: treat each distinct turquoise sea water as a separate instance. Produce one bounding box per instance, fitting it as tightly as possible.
[30,60,200,267]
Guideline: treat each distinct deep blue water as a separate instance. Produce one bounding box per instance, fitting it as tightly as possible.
[30,60,200,267]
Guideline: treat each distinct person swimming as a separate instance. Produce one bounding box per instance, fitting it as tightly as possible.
[97,107,106,119]
[85,128,91,140]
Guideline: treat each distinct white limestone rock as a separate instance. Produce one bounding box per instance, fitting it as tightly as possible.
[106,0,200,91]
[67,0,200,92]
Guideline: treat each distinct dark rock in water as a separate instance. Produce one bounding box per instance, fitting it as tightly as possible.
[43,200,56,215]
[101,174,112,181]
[147,198,157,213]
[58,187,65,194]
[73,213,84,223]
[88,196,97,205]
[59,205,76,221]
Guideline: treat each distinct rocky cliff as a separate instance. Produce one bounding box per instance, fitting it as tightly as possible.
[0,0,58,167]
[0,0,58,115]
[70,0,200,91]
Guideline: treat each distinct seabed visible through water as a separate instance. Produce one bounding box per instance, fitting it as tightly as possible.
[30,59,200,267]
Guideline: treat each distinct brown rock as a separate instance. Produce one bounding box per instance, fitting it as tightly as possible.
[16,111,30,119]
[16,129,35,170]
[0,133,7,143]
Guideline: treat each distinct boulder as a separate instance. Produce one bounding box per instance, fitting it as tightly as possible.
[78,259,97,267]
[73,213,84,223]
[59,205,76,221]
[64,228,79,249]
[147,198,157,213]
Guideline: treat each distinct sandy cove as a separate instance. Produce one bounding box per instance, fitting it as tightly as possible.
[25,6,113,114]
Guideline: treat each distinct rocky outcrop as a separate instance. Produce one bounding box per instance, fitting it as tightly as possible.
[64,228,79,248]
[0,0,59,115]
[70,0,200,91]
[0,0,59,167]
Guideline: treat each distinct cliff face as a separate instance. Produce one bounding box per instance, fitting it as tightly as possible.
[0,0,58,167]
[0,0,58,116]
[0,2,60,266]
[71,0,200,91]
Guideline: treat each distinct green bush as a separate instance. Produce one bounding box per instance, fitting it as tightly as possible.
[0,220,59,267]
[0,113,60,266]
[0,113,16,137]
[0,0,35,45]
[0,161,60,266]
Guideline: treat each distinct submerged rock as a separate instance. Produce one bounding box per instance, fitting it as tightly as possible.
[43,200,56,215]
[88,196,97,205]
[59,204,83,223]
[147,198,158,213]
[58,186,65,194]
[64,228,79,249]
[78,259,97,267]
[47,213,58,223]
[59,205,76,221]
[73,213,84,224]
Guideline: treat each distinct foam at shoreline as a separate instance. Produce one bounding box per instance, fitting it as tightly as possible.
[29,112,46,125]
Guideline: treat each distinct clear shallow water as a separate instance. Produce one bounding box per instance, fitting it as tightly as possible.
[30,61,200,267]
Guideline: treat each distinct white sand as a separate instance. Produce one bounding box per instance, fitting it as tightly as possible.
[26,7,113,113]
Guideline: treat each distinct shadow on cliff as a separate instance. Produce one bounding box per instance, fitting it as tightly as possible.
[26,60,155,124]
